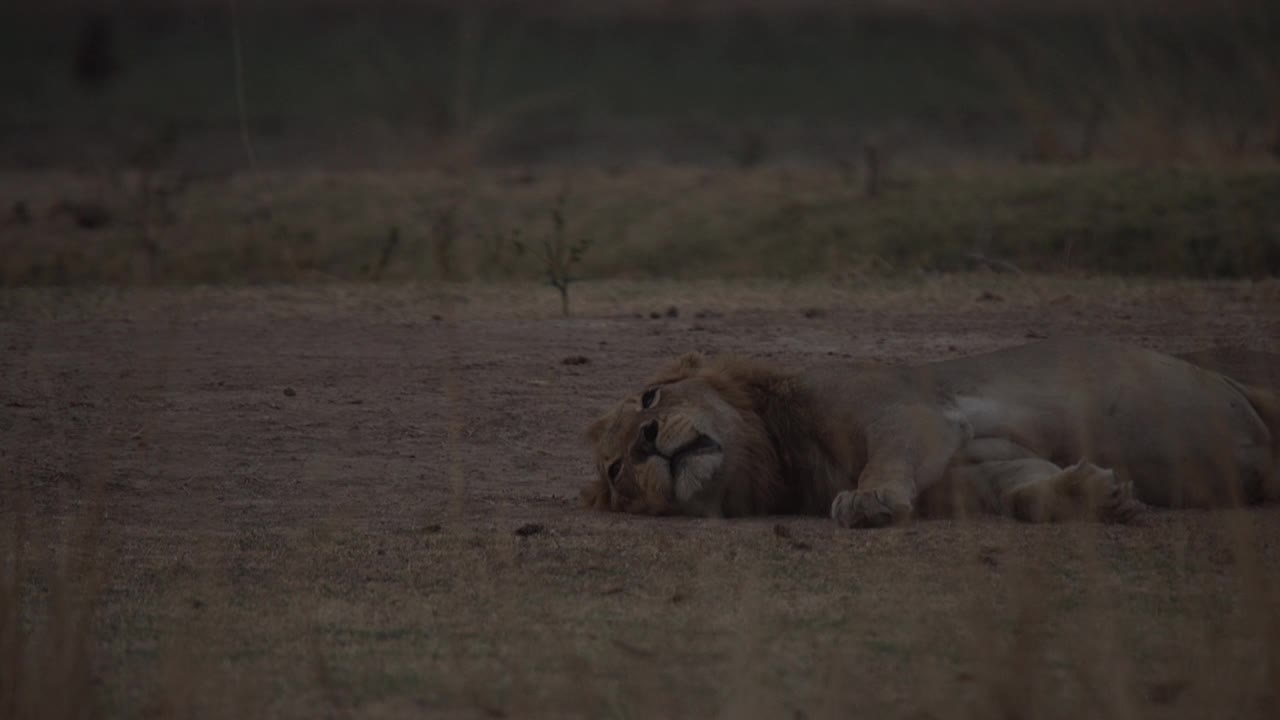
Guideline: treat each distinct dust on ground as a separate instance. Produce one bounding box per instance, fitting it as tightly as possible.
[3,277,1279,719]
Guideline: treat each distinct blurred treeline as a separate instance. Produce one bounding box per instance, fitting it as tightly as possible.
[2,0,1279,284]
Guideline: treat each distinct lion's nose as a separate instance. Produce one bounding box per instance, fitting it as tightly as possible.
[641,420,658,444]
[632,420,660,459]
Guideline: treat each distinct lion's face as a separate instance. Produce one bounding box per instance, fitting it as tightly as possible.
[588,378,737,515]
[584,353,781,517]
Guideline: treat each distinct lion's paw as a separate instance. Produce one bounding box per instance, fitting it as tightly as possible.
[1058,461,1146,524]
[830,488,911,528]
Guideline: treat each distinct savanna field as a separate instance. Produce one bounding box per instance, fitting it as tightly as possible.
[3,1,1280,718]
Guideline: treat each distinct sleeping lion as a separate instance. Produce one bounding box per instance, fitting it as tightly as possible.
[584,338,1279,527]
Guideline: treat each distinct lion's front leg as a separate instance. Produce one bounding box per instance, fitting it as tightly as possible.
[830,461,918,527]
[831,405,970,528]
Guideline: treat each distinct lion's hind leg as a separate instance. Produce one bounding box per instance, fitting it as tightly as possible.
[1015,461,1146,523]
[938,440,1145,524]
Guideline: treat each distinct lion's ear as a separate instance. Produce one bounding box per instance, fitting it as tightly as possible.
[648,351,706,385]
[672,352,705,373]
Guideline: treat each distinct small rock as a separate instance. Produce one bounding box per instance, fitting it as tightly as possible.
[514,522,544,537]
[283,387,296,397]
[1147,679,1189,705]
[611,638,655,658]
[773,523,811,550]
[802,307,826,319]
[669,591,688,604]
[978,546,1000,568]
[665,306,679,318]
[561,355,590,366]
[9,201,31,225]
[977,291,1003,302]
[422,524,443,535]
[431,314,443,321]
[50,200,112,229]
[649,311,661,319]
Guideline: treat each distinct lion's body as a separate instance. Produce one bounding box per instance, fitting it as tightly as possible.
[585,338,1280,526]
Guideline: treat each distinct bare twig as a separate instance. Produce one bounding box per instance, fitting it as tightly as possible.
[514,188,592,316]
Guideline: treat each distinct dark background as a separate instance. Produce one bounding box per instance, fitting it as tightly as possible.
[3,0,1279,282]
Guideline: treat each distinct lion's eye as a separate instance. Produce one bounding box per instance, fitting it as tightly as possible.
[640,388,660,409]
[607,460,622,481]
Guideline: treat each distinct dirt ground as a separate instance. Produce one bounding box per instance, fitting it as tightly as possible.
[3,277,1280,719]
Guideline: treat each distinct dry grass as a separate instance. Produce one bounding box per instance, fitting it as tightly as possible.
[6,495,1277,718]
[1,485,105,720]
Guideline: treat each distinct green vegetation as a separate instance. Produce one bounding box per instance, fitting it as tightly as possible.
[5,164,1279,286]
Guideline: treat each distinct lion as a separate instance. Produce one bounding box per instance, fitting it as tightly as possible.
[583,338,1280,527]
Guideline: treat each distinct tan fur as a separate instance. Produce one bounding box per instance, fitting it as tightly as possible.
[584,339,1280,526]
[1232,381,1280,501]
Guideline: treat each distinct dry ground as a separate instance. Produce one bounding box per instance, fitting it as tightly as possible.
[3,276,1280,719]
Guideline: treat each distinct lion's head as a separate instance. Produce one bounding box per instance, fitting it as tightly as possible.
[582,353,787,517]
